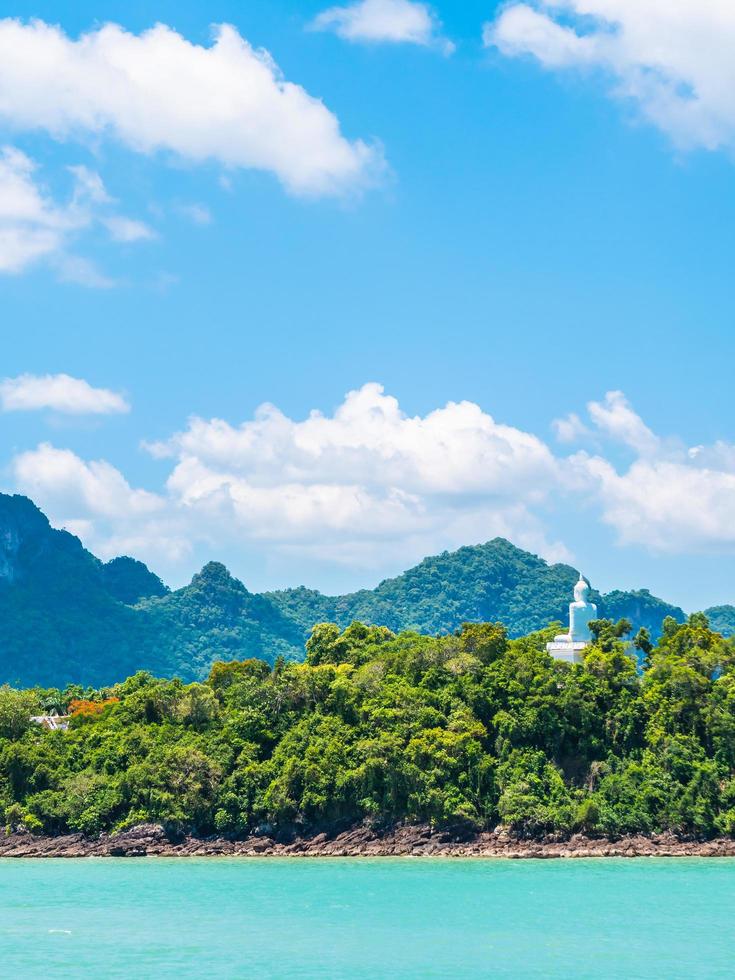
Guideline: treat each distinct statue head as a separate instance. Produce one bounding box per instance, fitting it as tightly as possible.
[574,574,590,604]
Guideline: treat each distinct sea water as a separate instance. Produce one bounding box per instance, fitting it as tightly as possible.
[0,858,732,978]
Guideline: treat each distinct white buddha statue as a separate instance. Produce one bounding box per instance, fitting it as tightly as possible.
[546,574,597,664]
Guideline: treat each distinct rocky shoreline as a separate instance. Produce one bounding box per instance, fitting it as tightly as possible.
[2,823,735,859]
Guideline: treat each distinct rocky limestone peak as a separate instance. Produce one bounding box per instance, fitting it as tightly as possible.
[0,494,53,584]
[190,561,249,594]
[102,556,169,605]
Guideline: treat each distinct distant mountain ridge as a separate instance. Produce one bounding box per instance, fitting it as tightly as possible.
[266,541,685,641]
[0,492,722,688]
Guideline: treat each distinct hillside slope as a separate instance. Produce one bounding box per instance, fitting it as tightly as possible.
[267,540,686,640]
[0,495,161,687]
[702,605,735,638]
[268,540,586,636]
[0,496,300,687]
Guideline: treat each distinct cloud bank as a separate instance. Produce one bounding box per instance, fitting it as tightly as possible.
[11,383,567,574]
[10,383,735,584]
[485,0,735,153]
[0,18,382,197]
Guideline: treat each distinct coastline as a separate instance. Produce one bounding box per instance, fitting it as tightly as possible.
[2,823,735,859]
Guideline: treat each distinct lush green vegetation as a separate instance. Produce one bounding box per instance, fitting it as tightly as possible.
[702,605,735,639]
[3,612,735,841]
[1,494,692,688]
[0,496,308,687]
[267,540,686,641]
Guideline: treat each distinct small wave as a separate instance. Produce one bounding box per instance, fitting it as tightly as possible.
[48,929,72,935]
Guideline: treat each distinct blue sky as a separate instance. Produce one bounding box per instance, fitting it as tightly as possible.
[2,0,735,611]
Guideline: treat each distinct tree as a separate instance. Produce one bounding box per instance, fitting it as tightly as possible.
[589,618,632,652]
[0,686,39,740]
[634,628,653,657]
[3,615,735,842]
[457,622,508,664]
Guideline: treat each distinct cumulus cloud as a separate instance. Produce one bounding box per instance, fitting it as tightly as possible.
[485,1,735,153]
[0,373,129,415]
[149,383,564,561]
[562,391,735,553]
[0,18,382,197]
[586,390,660,456]
[311,0,453,53]
[11,443,189,566]
[553,391,661,455]
[13,443,161,518]
[18,383,735,583]
[577,454,735,553]
[7,384,569,579]
[150,382,557,498]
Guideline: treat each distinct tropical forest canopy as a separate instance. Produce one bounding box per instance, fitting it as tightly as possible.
[3,613,735,841]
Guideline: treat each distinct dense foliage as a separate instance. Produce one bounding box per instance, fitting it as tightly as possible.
[3,613,735,841]
[0,494,696,688]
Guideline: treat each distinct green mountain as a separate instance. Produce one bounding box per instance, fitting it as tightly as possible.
[0,496,300,687]
[0,493,690,688]
[266,541,686,641]
[701,605,735,637]
[132,562,307,680]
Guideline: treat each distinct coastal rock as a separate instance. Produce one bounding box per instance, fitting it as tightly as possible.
[3,824,735,859]
[101,824,170,857]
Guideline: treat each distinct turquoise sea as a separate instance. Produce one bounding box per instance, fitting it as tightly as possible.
[0,858,732,978]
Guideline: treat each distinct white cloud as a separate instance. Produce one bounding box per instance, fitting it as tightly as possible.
[150,382,557,499]
[0,373,129,414]
[0,146,74,273]
[14,383,735,580]
[152,383,564,562]
[485,1,735,153]
[21,382,735,583]
[586,390,660,456]
[577,454,735,553]
[0,144,155,278]
[175,203,212,226]
[562,390,735,553]
[68,165,111,205]
[13,443,161,517]
[312,0,454,53]
[552,411,589,444]
[7,384,569,578]
[553,391,661,455]
[0,19,382,197]
[52,253,117,288]
[11,443,189,567]
[104,215,156,242]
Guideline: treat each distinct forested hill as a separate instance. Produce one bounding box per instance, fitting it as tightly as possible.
[0,492,714,688]
[0,496,303,687]
[4,615,735,841]
[266,540,686,640]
